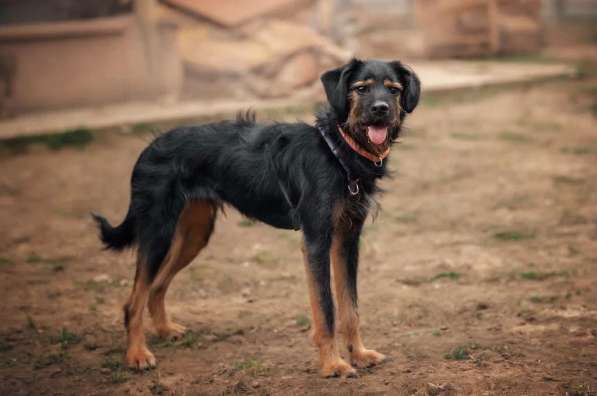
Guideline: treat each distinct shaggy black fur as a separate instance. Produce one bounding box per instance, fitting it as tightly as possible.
[93,58,420,336]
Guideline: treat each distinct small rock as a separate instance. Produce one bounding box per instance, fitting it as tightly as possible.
[93,274,111,283]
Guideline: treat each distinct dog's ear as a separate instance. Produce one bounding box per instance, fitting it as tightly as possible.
[321,58,362,120]
[389,61,421,113]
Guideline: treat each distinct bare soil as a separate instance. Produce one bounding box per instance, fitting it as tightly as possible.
[0,78,596,395]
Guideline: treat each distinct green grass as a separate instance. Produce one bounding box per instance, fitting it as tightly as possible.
[295,314,311,330]
[559,209,587,226]
[0,128,93,154]
[430,272,461,282]
[444,345,471,360]
[451,132,482,141]
[78,278,120,293]
[519,271,567,281]
[498,131,532,143]
[561,146,593,155]
[0,257,14,267]
[529,294,558,304]
[493,230,535,241]
[394,212,418,223]
[233,357,269,376]
[50,328,81,349]
[102,354,130,384]
[26,255,71,272]
[34,351,68,369]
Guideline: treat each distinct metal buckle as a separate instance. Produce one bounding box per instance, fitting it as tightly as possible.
[348,181,359,195]
[374,159,383,167]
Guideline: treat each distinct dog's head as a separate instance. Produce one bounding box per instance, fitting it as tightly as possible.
[321,59,420,154]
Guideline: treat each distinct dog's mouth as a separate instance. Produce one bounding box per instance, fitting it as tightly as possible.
[366,125,388,145]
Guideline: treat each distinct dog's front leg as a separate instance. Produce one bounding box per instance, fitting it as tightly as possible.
[331,223,386,369]
[302,231,356,378]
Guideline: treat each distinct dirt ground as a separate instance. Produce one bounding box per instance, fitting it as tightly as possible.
[0,74,596,395]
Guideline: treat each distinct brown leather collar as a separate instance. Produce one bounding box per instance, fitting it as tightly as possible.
[337,125,391,164]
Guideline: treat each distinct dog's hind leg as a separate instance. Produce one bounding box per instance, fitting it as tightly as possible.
[148,200,216,339]
[331,223,386,369]
[123,256,155,369]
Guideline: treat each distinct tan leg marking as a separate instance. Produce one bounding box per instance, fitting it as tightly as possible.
[124,257,156,369]
[331,229,386,369]
[148,200,216,339]
[301,243,356,378]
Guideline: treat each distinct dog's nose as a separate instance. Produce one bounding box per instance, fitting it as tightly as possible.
[371,101,389,115]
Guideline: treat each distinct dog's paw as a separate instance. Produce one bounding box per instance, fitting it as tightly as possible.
[126,347,156,370]
[350,348,386,368]
[321,358,357,378]
[157,322,187,340]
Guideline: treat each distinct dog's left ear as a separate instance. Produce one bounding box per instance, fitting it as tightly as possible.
[389,61,421,113]
[321,58,362,121]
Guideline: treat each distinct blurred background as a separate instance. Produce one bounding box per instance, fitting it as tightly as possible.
[0,0,595,122]
[0,1,596,395]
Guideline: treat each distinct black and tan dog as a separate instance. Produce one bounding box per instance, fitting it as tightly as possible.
[93,58,420,377]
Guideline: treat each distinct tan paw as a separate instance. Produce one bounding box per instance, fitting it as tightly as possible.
[350,348,386,368]
[157,322,187,340]
[321,358,357,378]
[126,347,156,370]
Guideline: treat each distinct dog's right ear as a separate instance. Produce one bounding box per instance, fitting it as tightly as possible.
[321,59,362,121]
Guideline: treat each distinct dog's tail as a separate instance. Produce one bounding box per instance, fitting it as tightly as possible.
[91,209,136,251]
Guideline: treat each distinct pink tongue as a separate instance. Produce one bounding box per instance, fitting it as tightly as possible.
[367,126,388,145]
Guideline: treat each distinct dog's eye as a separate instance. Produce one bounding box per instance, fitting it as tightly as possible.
[388,87,401,95]
[355,86,369,95]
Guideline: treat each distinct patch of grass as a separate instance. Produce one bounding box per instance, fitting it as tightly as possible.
[493,230,535,241]
[528,294,558,304]
[430,272,461,282]
[561,146,592,155]
[295,314,310,330]
[493,54,559,64]
[0,257,14,267]
[238,218,256,227]
[130,123,158,135]
[102,355,130,384]
[519,271,567,281]
[444,345,471,360]
[451,132,482,141]
[559,209,588,226]
[78,279,118,293]
[50,328,81,349]
[395,212,418,223]
[111,370,130,384]
[498,131,532,143]
[251,251,279,268]
[233,357,269,376]
[26,255,71,271]
[0,128,93,154]
[431,329,441,337]
[34,351,67,369]
[102,354,123,371]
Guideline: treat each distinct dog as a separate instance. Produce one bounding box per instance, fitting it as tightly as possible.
[92,58,420,377]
